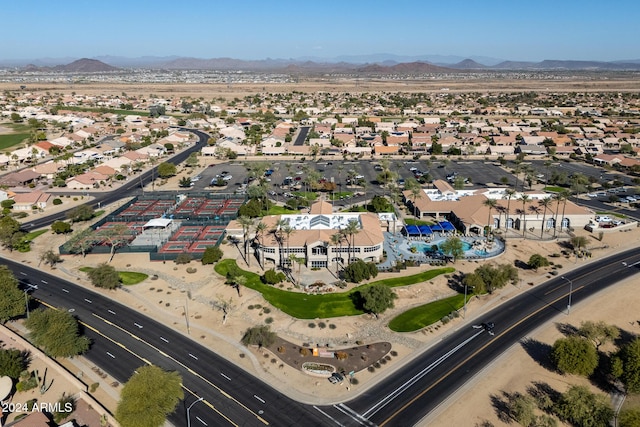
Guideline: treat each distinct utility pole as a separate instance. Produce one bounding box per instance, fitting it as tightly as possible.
[561,276,573,314]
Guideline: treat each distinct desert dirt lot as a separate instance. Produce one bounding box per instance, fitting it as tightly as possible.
[4,77,640,100]
[7,210,639,425]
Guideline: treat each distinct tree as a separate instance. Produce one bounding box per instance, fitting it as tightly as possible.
[66,204,94,223]
[87,263,120,289]
[185,152,199,167]
[25,308,90,357]
[0,348,29,380]
[518,194,531,237]
[619,409,640,427]
[116,365,183,427]
[178,177,192,188]
[370,195,393,213]
[570,236,588,251]
[551,336,598,376]
[439,237,464,261]
[578,321,619,350]
[483,198,498,237]
[261,268,286,285]
[538,197,553,238]
[343,259,378,283]
[63,228,95,257]
[39,249,62,267]
[0,216,21,250]
[503,188,517,234]
[344,219,360,265]
[157,162,177,178]
[405,177,422,218]
[611,338,640,393]
[254,221,268,269]
[241,325,277,348]
[0,265,26,323]
[330,232,343,276]
[358,284,397,318]
[528,254,550,270]
[51,220,72,234]
[237,215,254,267]
[201,246,223,265]
[96,223,132,262]
[554,385,613,427]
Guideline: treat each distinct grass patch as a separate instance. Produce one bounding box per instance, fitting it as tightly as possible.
[214,259,453,319]
[118,271,149,285]
[79,267,148,285]
[24,229,48,241]
[292,191,318,201]
[543,186,565,193]
[388,293,467,332]
[61,106,151,117]
[0,133,29,150]
[404,218,436,226]
[264,205,299,215]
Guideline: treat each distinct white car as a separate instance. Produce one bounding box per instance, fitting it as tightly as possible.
[222,175,233,181]
[595,216,612,222]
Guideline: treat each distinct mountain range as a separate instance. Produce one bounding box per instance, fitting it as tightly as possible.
[5,55,640,72]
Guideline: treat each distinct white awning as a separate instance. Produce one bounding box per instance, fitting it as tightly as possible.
[143,218,173,229]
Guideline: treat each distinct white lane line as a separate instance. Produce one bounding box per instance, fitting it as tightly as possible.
[313,406,346,426]
[106,352,115,359]
[195,416,207,425]
[220,372,231,381]
[108,310,116,315]
[363,329,485,419]
[62,288,69,293]
[160,336,169,343]
[41,280,48,284]
[20,272,27,276]
[134,322,143,329]
[333,404,368,426]
[84,298,92,304]
[253,395,265,404]
[189,353,198,360]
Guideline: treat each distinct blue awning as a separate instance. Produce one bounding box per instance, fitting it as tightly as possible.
[405,225,421,235]
[430,224,443,232]
[418,225,433,234]
[439,221,456,231]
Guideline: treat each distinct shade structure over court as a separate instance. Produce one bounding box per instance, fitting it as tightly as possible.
[143,218,173,229]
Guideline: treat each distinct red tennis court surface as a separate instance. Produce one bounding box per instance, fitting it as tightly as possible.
[159,241,190,253]
[170,225,204,241]
[188,241,217,253]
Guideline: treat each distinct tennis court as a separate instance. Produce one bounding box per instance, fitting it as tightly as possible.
[196,225,226,240]
[159,241,190,253]
[169,225,204,241]
[188,241,217,253]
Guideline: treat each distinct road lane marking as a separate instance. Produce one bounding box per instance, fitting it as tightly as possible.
[20,272,27,276]
[189,353,198,360]
[106,352,115,359]
[378,285,587,426]
[84,299,92,304]
[41,280,48,284]
[253,395,265,404]
[108,310,116,315]
[160,336,169,343]
[333,404,369,426]
[91,313,269,425]
[363,330,484,419]
[196,416,207,425]
[220,373,231,381]
[134,322,143,329]
[182,385,238,427]
[62,288,69,293]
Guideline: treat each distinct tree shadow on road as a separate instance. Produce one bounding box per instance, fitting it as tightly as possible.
[520,337,555,372]
[555,321,578,337]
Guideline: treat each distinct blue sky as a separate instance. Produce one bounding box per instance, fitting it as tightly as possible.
[3,0,638,62]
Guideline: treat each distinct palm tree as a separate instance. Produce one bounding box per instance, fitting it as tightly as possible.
[538,197,553,239]
[281,224,295,271]
[559,190,570,233]
[405,177,421,218]
[344,219,360,265]
[237,216,254,267]
[518,194,531,237]
[503,188,517,234]
[483,198,498,238]
[254,221,267,269]
[330,232,343,276]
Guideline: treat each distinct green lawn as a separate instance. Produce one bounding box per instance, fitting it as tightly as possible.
[0,133,29,150]
[596,211,627,218]
[79,267,148,285]
[264,205,299,215]
[292,191,318,201]
[61,106,151,117]
[16,229,49,253]
[24,229,48,241]
[388,293,467,332]
[214,259,453,319]
[404,218,436,226]
[543,186,565,193]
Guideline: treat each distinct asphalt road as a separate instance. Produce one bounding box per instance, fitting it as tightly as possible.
[293,126,311,146]
[4,245,640,426]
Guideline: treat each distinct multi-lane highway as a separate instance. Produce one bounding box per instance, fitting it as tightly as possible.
[5,245,640,426]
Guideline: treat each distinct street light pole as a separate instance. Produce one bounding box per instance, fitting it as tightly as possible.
[186,397,203,427]
[24,290,29,318]
[561,276,573,315]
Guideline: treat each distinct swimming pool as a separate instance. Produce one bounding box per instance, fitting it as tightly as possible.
[411,241,472,253]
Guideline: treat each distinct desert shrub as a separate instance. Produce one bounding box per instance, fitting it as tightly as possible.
[300,348,310,357]
[335,351,348,361]
[52,198,63,205]
[261,268,286,285]
[277,346,286,354]
[186,267,197,274]
[174,253,192,264]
